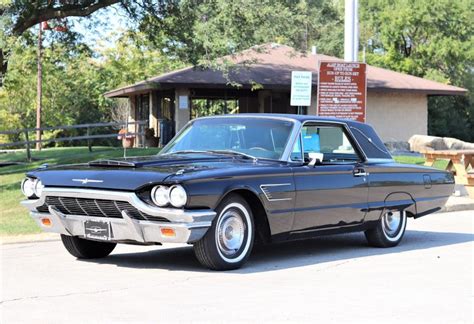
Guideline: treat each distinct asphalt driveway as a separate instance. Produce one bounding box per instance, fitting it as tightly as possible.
[1,211,472,323]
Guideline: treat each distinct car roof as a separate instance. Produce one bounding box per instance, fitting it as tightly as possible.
[204,113,365,127]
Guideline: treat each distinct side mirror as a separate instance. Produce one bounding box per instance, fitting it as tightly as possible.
[308,152,324,167]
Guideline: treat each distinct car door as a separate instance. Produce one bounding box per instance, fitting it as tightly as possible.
[290,122,369,232]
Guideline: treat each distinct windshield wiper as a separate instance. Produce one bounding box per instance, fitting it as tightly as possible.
[163,149,257,160]
[207,150,257,160]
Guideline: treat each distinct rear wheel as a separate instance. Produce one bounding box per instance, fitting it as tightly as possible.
[365,210,407,247]
[194,194,255,270]
[60,235,116,259]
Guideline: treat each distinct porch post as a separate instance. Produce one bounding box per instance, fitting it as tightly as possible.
[174,88,190,131]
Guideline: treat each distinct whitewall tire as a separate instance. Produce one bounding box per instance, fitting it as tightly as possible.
[365,210,407,248]
[194,194,255,270]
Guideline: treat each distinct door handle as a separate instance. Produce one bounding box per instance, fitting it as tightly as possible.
[353,168,368,177]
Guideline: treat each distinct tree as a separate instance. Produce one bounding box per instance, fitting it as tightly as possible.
[360,0,473,141]
[0,0,128,83]
[134,0,344,66]
[3,0,122,35]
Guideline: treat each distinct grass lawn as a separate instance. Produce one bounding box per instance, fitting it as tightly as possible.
[0,146,160,237]
[393,155,449,170]
[0,148,449,237]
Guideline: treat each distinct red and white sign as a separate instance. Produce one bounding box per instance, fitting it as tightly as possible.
[317,61,367,123]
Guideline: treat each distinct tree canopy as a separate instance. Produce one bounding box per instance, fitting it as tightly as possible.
[0,0,472,142]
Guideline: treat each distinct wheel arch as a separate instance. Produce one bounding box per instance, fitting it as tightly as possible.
[383,191,417,217]
[217,187,271,244]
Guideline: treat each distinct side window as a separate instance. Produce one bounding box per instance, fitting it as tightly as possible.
[299,124,359,162]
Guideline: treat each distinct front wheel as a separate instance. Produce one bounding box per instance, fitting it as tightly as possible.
[365,210,407,248]
[194,194,255,270]
[61,235,116,259]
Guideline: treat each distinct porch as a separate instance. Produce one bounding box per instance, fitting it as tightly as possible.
[125,87,304,147]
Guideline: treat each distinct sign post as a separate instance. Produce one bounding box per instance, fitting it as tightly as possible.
[317,62,367,122]
[291,71,312,113]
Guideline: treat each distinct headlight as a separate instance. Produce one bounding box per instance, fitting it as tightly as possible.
[169,185,187,208]
[34,180,44,197]
[151,185,170,207]
[21,178,36,198]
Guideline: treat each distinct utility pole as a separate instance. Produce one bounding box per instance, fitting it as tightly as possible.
[344,0,359,62]
[36,23,43,150]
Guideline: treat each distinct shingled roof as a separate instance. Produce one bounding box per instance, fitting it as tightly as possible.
[105,43,467,98]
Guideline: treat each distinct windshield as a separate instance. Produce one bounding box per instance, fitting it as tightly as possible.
[160,117,295,160]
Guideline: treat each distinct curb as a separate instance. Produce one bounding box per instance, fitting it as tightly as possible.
[440,203,474,213]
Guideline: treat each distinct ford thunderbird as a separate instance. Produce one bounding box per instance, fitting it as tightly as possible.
[21,114,454,270]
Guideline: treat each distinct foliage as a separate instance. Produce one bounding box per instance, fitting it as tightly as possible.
[0,29,182,145]
[135,0,344,65]
[360,0,474,141]
[1,0,473,143]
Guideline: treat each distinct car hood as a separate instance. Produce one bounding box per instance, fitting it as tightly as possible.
[27,153,277,191]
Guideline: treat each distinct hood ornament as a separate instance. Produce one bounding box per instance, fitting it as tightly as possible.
[72,178,104,184]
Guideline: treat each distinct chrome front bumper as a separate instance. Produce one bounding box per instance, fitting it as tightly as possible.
[21,187,216,244]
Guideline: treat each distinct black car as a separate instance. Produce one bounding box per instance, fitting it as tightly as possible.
[21,114,454,270]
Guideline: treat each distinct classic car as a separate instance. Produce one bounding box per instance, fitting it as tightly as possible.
[21,114,454,270]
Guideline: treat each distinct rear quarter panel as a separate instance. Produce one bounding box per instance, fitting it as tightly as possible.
[365,162,454,221]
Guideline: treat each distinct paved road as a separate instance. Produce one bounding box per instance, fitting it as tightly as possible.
[1,211,473,323]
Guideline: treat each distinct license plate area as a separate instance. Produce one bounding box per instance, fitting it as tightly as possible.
[84,220,111,240]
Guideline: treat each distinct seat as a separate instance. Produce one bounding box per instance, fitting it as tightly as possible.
[302,131,320,153]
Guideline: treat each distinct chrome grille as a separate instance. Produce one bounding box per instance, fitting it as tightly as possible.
[36,196,169,222]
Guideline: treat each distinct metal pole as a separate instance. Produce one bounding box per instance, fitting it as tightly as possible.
[353,0,359,61]
[36,23,43,150]
[344,0,359,62]
[124,105,130,158]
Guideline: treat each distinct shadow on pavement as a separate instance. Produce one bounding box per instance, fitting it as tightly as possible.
[84,229,474,273]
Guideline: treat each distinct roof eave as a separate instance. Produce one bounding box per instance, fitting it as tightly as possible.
[368,87,468,96]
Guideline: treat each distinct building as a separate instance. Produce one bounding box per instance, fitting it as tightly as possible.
[104,43,467,145]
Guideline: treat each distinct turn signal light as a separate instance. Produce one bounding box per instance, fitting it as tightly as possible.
[161,228,176,237]
[41,218,52,227]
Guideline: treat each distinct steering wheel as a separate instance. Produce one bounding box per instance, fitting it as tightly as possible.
[249,146,269,151]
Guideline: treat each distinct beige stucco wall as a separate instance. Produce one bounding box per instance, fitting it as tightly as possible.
[309,90,427,142]
[366,91,428,142]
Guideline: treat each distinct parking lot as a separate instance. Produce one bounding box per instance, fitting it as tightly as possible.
[1,210,472,323]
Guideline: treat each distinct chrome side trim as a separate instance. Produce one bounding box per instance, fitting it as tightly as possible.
[260,183,293,202]
[21,187,216,224]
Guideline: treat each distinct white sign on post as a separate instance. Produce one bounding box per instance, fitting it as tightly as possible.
[290,71,312,106]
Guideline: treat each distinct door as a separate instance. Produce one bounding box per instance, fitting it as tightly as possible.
[290,123,369,232]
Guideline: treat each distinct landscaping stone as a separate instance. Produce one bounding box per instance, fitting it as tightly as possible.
[409,134,474,152]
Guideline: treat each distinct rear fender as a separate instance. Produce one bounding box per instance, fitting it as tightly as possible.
[383,192,417,217]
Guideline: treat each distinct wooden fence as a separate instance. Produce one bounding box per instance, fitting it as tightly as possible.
[0,121,147,161]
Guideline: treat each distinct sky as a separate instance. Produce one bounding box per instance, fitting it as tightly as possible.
[69,3,133,51]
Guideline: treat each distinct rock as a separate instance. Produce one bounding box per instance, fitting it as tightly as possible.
[443,137,474,150]
[408,135,447,152]
[384,141,410,153]
[408,134,474,152]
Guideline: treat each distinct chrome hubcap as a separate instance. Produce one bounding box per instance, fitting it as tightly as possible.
[217,210,245,256]
[383,211,401,236]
